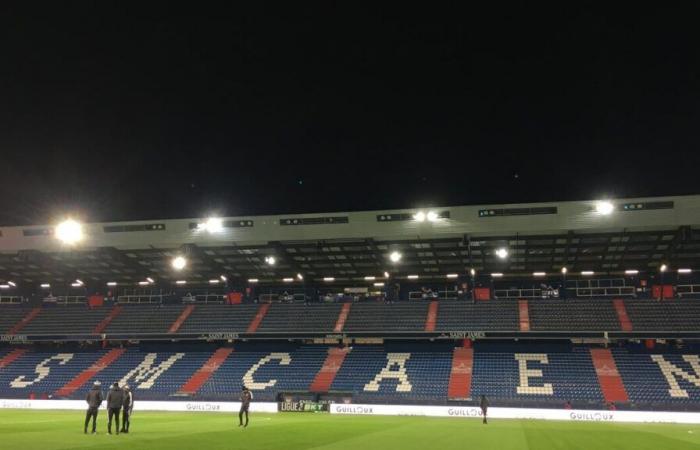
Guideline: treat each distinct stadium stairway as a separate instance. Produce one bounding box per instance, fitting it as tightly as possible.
[309,347,351,392]
[447,347,473,399]
[613,299,633,331]
[518,300,530,332]
[424,301,438,332]
[54,348,127,397]
[0,348,28,369]
[589,348,628,403]
[247,304,270,333]
[334,303,351,332]
[177,347,233,395]
[92,306,123,334]
[169,305,196,333]
[8,308,42,335]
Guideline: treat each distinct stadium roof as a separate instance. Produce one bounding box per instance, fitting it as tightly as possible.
[0,195,699,286]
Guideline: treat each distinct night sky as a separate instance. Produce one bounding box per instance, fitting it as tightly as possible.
[1,4,699,225]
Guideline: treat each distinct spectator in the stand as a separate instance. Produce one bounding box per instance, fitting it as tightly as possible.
[421,287,429,300]
[608,402,616,411]
[564,400,572,410]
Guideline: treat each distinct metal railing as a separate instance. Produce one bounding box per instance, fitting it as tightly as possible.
[677,284,700,298]
[408,290,459,300]
[0,296,25,305]
[182,294,227,304]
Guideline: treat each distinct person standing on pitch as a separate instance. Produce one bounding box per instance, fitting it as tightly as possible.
[84,381,103,434]
[120,385,133,434]
[480,395,489,424]
[239,385,253,427]
[106,382,123,434]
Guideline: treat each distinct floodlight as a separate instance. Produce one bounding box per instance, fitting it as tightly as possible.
[595,201,614,215]
[495,248,508,259]
[413,211,426,222]
[389,251,402,263]
[55,219,84,244]
[660,264,668,273]
[407,275,419,279]
[171,256,187,271]
[265,256,276,266]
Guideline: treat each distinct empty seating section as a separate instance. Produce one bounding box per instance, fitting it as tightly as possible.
[0,349,108,398]
[0,306,30,333]
[257,304,341,333]
[70,346,214,401]
[105,305,185,334]
[528,299,620,331]
[332,343,453,405]
[177,304,260,334]
[2,343,700,409]
[436,300,519,331]
[471,343,604,406]
[199,344,329,402]
[21,306,110,335]
[614,349,700,407]
[625,300,700,331]
[344,303,429,332]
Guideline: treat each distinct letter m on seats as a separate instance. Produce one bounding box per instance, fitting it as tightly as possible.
[651,355,700,398]
[119,353,185,389]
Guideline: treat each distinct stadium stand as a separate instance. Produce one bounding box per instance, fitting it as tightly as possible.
[527,299,621,331]
[20,305,110,335]
[343,302,429,332]
[0,306,30,334]
[435,299,519,331]
[104,305,186,335]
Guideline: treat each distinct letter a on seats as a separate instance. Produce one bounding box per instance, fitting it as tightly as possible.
[515,353,553,395]
[118,353,185,389]
[364,353,413,392]
[243,352,292,390]
[11,353,74,388]
[651,355,700,398]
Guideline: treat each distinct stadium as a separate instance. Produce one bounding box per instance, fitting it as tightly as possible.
[2,195,700,449]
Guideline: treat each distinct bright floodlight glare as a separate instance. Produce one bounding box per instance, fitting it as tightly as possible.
[75,279,84,286]
[146,277,155,283]
[41,283,51,288]
[384,271,390,278]
[413,211,426,222]
[625,269,639,275]
[55,219,84,244]
[581,271,595,276]
[678,268,692,274]
[446,274,458,279]
[323,277,335,282]
[248,278,259,283]
[265,256,276,266]
[470,268,476,276]
[220,274,227,281]
[389,251,402,263]
[427,211,439,222]
[138,281,149,286]
[205,217,224,233]
[373,282,385,287]
[491,272,503,277]
[8,281,16,287]
[495,248,508,259]
[209,279,220,284]
[175,280,187,285]
[596,201,614,215]
[660,264,668,273]
[296,273,304,281]
[283,278,294,282]
[407,275,419,279]
[533,272,546,277]
[364,276,376,281]
[107,282,117,286]
[0,284,10,289]
[561,267,568,275]
[71,282,82,287]
[171,256,187,271]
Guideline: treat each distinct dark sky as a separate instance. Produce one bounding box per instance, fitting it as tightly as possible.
[1,3,699,225]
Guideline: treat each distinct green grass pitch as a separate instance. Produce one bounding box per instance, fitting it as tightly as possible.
[2,409,700,450]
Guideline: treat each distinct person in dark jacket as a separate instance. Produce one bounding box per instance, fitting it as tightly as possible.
[480,395,489,424]
[106,382,124,434]
[239,386,253,427]
[84,381,103,434]
[120,385,133,434]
